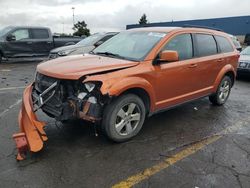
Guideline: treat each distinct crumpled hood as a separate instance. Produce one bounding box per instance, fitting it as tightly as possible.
[37,54,139,80]
[239,55,250,62]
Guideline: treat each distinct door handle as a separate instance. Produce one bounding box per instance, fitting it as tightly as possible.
[217,59,224,62]
[47,41,52,44]
[188,63,197,68]
[27,41,33,44]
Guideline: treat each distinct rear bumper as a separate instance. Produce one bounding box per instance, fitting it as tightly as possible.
[12,84,47,160]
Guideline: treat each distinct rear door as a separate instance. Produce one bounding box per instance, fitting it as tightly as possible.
[30,28,53,57]
[214,35,237,70]
[192,33,223,90]
[4,28,33,57]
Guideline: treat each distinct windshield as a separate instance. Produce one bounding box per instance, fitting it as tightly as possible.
[76,33,104,46]
[0,26,13,37]
[241,47,250,55]
[93,31,167,61]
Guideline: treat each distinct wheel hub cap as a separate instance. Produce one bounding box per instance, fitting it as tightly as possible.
[219,80,230,102]
[115,103,141,136]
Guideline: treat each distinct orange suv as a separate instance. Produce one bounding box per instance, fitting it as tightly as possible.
[13,27,239,160]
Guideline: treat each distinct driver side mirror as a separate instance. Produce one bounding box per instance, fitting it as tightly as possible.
[154,50,179,65]
[6,34,16,42]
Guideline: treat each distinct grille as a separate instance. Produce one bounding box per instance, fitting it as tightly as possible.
[35,73,59,93]
[239,62,250,69]
[48,53,58,59]
[33,73,64,117]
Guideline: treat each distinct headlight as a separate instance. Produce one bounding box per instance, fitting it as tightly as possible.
[58,49,74,56]
[84,82,96,92]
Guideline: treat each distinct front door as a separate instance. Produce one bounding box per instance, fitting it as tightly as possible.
[4,28,33,58]
[31,28,53,57]
[154,33,200,110]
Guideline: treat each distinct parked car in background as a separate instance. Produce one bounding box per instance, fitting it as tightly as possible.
[0,26,84,63]
[244,33,250,46]
[238,46,250,75]
[14,27,239,160]
[228,34,242,51]
[48,32,118,59]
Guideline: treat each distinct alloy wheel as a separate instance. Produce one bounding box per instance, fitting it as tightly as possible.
[115,103,141,136]
[218,80,230,102]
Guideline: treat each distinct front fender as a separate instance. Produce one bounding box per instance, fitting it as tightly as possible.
[213,64,236,93]
[100,77,156,112]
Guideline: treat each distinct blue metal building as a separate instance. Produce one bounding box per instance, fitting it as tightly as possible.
[126,15,250,36]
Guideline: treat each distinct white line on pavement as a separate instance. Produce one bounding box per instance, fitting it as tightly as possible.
[0,86,26,91]
[0,99,22,118]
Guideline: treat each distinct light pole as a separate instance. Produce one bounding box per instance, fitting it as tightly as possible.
[62,21,64,34]
[72,7,75,28]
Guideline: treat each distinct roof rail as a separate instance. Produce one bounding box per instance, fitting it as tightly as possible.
[183,24,223,31]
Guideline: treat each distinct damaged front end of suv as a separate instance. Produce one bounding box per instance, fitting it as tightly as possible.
[12,72,111,160]
[33,72,107,123]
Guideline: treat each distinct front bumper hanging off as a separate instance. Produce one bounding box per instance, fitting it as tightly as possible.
[12,84,48,161]
[12,79,104,160]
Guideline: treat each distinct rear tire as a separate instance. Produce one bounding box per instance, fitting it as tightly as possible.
[209,76,232,106]
[102,94,146,142]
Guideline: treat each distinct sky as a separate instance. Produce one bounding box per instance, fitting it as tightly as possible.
[0,0,249,34]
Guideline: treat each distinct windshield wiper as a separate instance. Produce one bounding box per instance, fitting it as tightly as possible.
[94,51,126,59]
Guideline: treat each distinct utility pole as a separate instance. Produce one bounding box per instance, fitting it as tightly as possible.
[62,21,64,34]
[72,7,75,28]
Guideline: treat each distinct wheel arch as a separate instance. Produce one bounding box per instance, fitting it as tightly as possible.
[100,77,156,113]
[119,87,151,115]
[213,65,236,93]
[224,71,235,86]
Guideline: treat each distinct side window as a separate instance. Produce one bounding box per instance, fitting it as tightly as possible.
[162,34,193,61]
[244,34,250,44]
[99,35,114,43]
[32,29,49,39]
[195,34,217,57]
[11,29,30,41]
[215,36,234,53]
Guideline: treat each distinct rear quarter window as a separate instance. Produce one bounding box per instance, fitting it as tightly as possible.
[31,29,49,39]
[194,34,217,57]
[215,36,234,53]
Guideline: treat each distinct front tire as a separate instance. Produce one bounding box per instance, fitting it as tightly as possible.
[209,76,232,106]
[102,94,146,142]
[0,53,2,64]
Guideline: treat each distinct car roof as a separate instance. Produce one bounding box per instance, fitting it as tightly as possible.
[127,27,227,36]
[127,27,180,33]
[7,26,50,30]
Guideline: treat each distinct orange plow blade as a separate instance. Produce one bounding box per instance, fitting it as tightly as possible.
[12,84,48,160]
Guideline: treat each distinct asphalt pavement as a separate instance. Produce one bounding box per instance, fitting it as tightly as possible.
[0,61,250,188]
